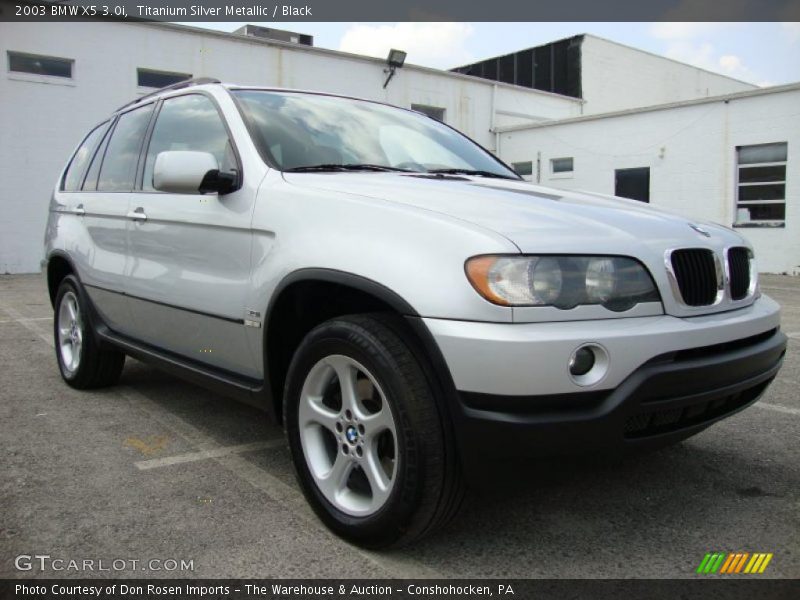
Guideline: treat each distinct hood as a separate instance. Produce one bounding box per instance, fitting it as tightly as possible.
[282,172,744,258]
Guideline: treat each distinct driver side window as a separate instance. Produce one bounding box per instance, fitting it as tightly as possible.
[142,94,235,191]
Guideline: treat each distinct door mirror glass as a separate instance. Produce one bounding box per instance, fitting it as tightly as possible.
[153,150,219,194]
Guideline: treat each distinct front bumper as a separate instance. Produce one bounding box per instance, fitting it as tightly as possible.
[424,296,786,462]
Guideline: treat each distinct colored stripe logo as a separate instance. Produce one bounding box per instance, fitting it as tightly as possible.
[696,552,773,574]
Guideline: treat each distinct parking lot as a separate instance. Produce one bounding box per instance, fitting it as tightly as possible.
[1,273,798,579]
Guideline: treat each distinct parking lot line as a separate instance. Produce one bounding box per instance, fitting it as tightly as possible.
[119,386,443,579]
[134,439,285,470]
[0,304,54,346]
[756,403,800,417]
[0,305,441,578]
[0,316,52,324]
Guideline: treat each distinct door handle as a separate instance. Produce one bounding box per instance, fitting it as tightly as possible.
[127,207,147,222]
[74,204,85,216]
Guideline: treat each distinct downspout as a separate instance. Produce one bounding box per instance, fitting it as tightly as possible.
[491,83,500,155]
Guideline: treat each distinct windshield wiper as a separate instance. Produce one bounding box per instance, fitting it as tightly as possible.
[285,164,413,173]
[426,168,516,180]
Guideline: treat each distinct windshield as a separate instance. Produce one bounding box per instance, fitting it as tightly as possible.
[232,90,519,179]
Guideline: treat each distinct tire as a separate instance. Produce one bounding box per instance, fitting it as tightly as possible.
[284,313,464,548]
[54,275,125,389]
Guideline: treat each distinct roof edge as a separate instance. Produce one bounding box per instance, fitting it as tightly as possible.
[495,81,800,133]
[132,21,583,103]
[581,33,759,89]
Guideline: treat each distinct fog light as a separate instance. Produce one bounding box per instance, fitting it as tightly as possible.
[569,347,595,376]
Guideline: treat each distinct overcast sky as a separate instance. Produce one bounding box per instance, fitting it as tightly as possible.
[179,22,800,87]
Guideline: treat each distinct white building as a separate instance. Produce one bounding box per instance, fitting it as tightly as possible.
[498,84,800,274]
[0,20,586,273]
[0,21,786,274]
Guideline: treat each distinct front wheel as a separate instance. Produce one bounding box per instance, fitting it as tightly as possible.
[284,314,463,547]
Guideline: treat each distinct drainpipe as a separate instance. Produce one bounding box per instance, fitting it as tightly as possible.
[491,84,500,155]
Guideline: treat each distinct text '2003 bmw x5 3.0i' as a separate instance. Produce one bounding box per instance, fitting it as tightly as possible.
[45,79,787,547]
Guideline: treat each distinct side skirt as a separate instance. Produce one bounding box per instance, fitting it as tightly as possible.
[96,324,270,413]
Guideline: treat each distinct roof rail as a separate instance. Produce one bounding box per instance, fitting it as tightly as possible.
[116,77,222,111]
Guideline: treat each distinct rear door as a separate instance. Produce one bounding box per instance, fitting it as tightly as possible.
[125,92,257,378]
[69,103,155,335]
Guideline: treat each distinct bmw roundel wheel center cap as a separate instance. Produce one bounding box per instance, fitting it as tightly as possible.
[345,425,359,444]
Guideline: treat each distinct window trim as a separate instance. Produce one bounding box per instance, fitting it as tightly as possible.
[733,142,787,229]
[59,120,111,192]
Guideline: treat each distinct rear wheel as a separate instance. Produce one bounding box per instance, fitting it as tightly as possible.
[54,275,125,389]
[284,314,464,547]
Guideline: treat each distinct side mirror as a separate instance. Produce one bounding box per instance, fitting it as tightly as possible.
[153,151,237,195]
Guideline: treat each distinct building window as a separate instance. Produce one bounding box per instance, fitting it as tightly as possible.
[8,51,73,78]
[411,104,446,122]
[615,167,650,203]
[551,157,574,174]
[137,68,191,89]
[512,161,533,177]
[735,142,787,226]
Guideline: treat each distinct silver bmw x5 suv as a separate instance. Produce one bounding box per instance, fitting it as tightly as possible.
[45,79,787,547]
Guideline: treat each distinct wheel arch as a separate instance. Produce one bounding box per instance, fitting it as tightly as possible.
[263,269,457,424]
[46,251,78,307]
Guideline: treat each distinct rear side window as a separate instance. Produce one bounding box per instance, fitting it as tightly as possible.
[142,94,235,191]
[96,104,154,192]
[62,122,108,191]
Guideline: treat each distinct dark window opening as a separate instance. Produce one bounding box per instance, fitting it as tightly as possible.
[137,68,192,89]
[8,51,72,78]
[551,157,574,174]
[410,104,446,122]
[615,167,650,203]
[512,161,533,177]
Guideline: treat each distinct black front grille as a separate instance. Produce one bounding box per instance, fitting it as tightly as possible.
[670,248,718,306]
[728,247,751,300]
[624,379,771,439]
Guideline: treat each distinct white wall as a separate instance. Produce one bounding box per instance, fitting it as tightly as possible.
[499,87,800,274]
[0,21,580,273]
[580,35,757,114]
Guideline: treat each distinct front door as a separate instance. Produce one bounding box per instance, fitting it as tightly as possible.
[124,93,257,378]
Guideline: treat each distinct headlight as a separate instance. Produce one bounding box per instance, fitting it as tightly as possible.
[465,255,660,310]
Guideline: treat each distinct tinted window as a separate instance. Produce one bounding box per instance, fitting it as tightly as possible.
[82,127,111,191]
[62,122,108,191]
[97,105,154,192]
[142,94,234,191]
[9,51,72,78]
